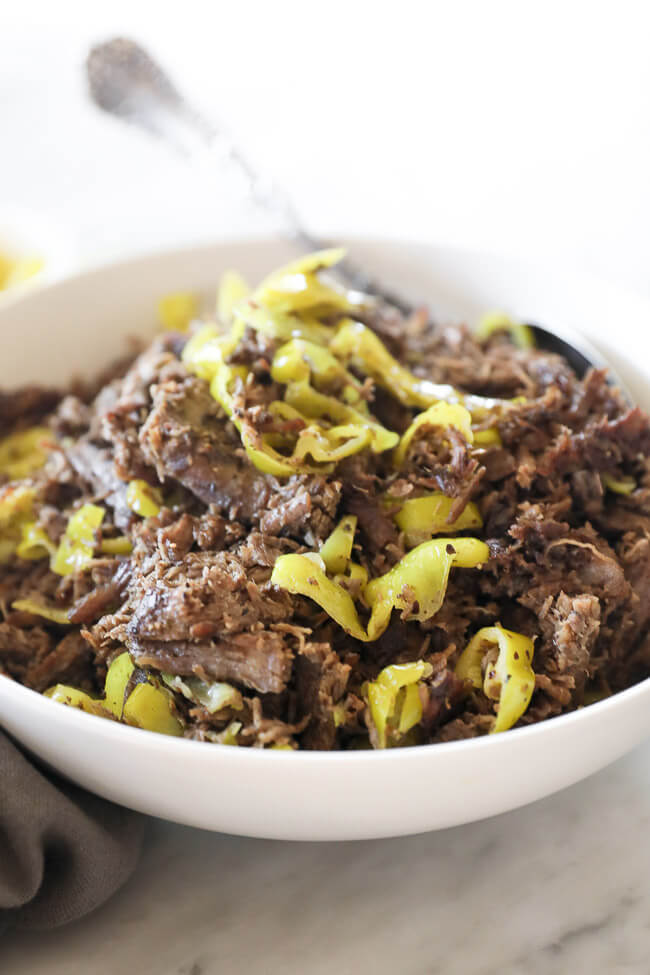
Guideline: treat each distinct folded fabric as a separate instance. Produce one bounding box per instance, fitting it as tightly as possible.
[0,730,144,931]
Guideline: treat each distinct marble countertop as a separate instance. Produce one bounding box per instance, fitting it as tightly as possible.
[5,740,650,974]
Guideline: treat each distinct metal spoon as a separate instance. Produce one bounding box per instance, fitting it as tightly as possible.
[86,37,628,391]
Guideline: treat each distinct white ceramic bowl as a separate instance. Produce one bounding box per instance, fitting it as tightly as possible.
[1,238,650,841]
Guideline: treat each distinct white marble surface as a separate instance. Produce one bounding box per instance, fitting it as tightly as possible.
[4,1,650,971]
[4,740,650,974]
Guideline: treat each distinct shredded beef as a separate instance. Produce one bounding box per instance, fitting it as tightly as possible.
[294,642,351,749]
[139,376,275,519]
[129,631,293,695]
[4,278,650,749]
[89,545,297,695]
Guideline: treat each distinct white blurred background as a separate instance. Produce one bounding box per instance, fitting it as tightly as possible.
[1,0,649,296]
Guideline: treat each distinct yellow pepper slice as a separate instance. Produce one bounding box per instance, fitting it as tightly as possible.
[256,272,352,318]
[102,652,136,716]
[393,402,474,469]
[282,376,397,454]
[602,474,636,495]
[51,504,105,576]
[0,426,51,480]
[100,535,133,555]
[0,485,36,563]
[476,311,535,350]
[271,553,370,641]
[200,333,393,475]
[182,322,244,381]
[235,302,336,347]
[123,682,184,735]
[46,651,183,736]
[0,484,34,522]
[217,721,242,745]
[399,682,423,734]
[455,624,535,733]
[126,480,163,518]
[271,337,364,400]
[162,674,243,713]
[473,428,502,447]
[259,247,346,279]
[16,522,57,561]
[293,424,372,464]
[364,661,433,749]
[272,537,489,643]
[331,320,442,408]
[217,270,249,323]
[330,319,526,424]
[158,292,199,332]
[253,247,353,317]
[365,537,489,640]
[45,685,112,717]
[319,515,357,575]
[12,598,70,625]
[394,493,483,548]
[0,252,43,290]
[343,562,369,586]
[207,358,303,476]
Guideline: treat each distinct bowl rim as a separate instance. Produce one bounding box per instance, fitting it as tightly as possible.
[2,233,650,766]
[3,670,650,764]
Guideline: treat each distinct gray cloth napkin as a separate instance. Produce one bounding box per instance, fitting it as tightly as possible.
[0,730,144,931]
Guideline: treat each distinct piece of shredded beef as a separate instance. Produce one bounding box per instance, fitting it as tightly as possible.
[294,642,351,749]
[3,297,650,749]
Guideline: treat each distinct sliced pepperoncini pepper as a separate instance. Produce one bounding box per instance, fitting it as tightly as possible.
[100,535,133,555]
[364,661,433,749]
[365,537,489,640]
[253,247,354,317]
[16,522,57,561]
[0,426,51,480]
[162,674,243,714]
[272,537,489,643]
[394,493,483,548]
[393,402,474,469]
[283,379,397,455]
[51,504,105,576]
[217,270,249,323]
[158,292,199,332]
[235,301,336,346]
[473,428,502,447]
[271,337,362,397]
[319,515,357,575]
[182,322,244,382]
[476,311,535,350]
[271,340,398,455]
[126,480,163,518]
[187,321,396,476]
[330,320,443,408]
[330,319,527,423]
[602,473,636,495]
[46,651,183,736]
[455,624,535,733]
[271,553,370,641]
[12,598,71,625]
[0,485,36,563]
